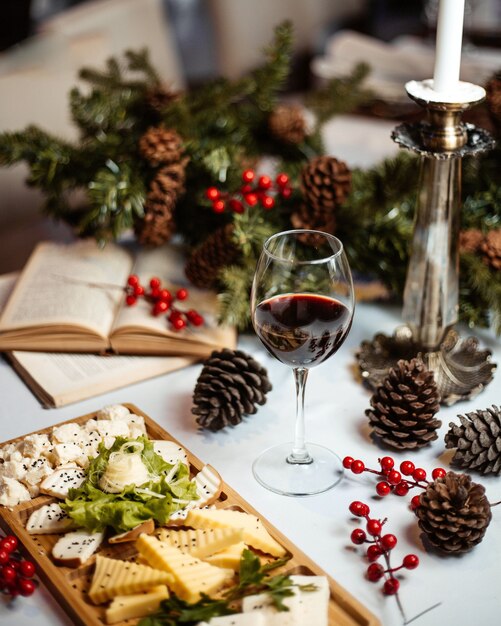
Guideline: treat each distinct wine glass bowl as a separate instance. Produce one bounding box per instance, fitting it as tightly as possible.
[250,229,354,496]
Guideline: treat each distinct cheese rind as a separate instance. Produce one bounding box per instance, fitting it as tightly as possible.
[88,555,173,604]
[157,527,243,559]
[136,535,233,603]
[105,585,169,624]
[184,509,286,557]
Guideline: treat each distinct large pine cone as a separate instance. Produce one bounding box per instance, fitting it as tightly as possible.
[480,229,501,270]
[301,156,352,213]
[415,471,492,554]
[150,158,189,197]
[192,349,272,431]
[445,406,501,475]
[185,224,240,289]
[290,205,336,245]
[366,358,441,449]
[139,127,184,167]
[268,104,307,144]
[459,228,484,255]
[485,73,501,135]
[144,85,180,114]
[135,190,176,246]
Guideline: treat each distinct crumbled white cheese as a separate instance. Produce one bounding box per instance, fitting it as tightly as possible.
[52,422,85,444]
[0,476,31,507]
[0,458,30,482]
[18,433,52,459]
[51,442,87,467]
[97,404,131,421]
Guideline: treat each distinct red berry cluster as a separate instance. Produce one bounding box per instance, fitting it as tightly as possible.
[0,535,37,598]
[343,455,446,509]
[205,170,292,214]
[125,275,204,331]
[349,501,419,596]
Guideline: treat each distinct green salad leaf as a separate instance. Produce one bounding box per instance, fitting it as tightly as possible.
[62,436,198,533]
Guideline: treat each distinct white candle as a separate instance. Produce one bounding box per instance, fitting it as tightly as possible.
[433,0,466,93]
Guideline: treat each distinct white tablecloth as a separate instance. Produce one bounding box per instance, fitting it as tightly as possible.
[0,302,500,626]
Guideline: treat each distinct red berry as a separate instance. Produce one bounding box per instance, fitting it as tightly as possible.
[149,277,161,290]
[18,578,36,597]
[229,199,245,214]
[0,550,8,565]
[349,501,369,517]
[387,470,402,486]
[394,481,409,496]
[376,481,391,497]
[432,467,446,480]
[410,494,421,511]
[380,456,394,472]
[5,536,18,551]
[158,289,172,302]
[380,534,397,550]
[400,460,415,476]
[153,301,169,316]
[366,519,382,536]
[206,186,220,201]
[176,288,188,301]
[350,460,365,474]
[412,468,427,482]
[19,560,35,578]
[150,287,160,300]
[350,529,367,545]
[366,544,383,561]
[172,316,187,331]
[213,199,226,213]
[383,578,400,595]
[1,565,16,584]
[186,310,204,326]
[261,195,275,210]
[257,175,272,190]
[127,274,139,287]
[133,284,145,296]
[241,184,253,194]
[5,583,19,597]
[280,186,292,199]
[242,169,255,183]
[276,173,289,187]
[403,554,419,570]
[125,295,137,306]
[9,560,20,570]
[342,456,354,469]
[244,193,258,206]
[367,563,384,582]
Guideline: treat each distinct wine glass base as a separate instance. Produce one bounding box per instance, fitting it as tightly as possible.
[252,442,344,496]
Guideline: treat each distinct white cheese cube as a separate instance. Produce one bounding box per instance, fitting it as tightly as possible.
[0,476,31,507]
[52,422,85,444]
[205,613,267,625]
[0,458,30,481]
[95,419,130,439]
[0,443,17,462]
[22,457,53,486]
[51,442,87,467]
[289,575,329,626]
[97,404,131,420]
[17,433,52,459]
[242,592,300,625]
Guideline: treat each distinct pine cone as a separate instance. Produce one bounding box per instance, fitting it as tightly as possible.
[150,158,189,197]
[192,349,272,431]
[185,224,240,289]
[290,205,336,245]
[366,358,441,449]
[301,156,352,212]
[135,190,176,246]
[485,73,501,135]
[139,127,184,167]
[268,104,307,144]
[459,228,484,255]
[415,471,492,554]
[480,228,501,270]
[445,406,501,475]
[145,85,180,114]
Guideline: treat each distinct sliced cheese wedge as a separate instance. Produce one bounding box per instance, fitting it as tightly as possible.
[52,529,104,568]
[157,527,243,559]
[136,535,234,603]
[26,502,74,535]
[193,465,223,507]
[152,441,188,467]
[40,465,86,499]
[105,585,169,624]
[204,542,246,571]
[184,509,286,558]
[89,555,173,605]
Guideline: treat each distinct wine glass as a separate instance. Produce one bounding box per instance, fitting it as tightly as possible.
[250,229,355,496]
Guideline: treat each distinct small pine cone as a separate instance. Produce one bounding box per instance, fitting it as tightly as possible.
[144,85,180,114]
[185,224,240,289]
[459,228,484,255]
[150,157,189,197]
[480,228,501,270]
[139,126,184,167]
[366,358,441,450]
[268,104,307,144]
[415,471,492,554]
[192,348,272,431]
[485,73,501,135]
[301,156,352,215]
[135,190,176,246]
[290,204,336,245]
[445,405,501,475]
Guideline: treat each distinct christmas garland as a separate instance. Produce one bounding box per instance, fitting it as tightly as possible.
[0,23,500,333]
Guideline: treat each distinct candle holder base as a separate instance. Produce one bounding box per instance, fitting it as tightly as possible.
[356,327,496,406]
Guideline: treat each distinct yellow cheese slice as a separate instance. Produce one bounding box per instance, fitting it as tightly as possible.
[157,527,243,559]
[184,509,286,557]
[105,585,169,624]
[88,555,173,605]
[136,534,234,603]
[204,541,246,571]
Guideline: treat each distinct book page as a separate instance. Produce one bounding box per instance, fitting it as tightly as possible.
[111,245,235,348]
[0,240,132,337]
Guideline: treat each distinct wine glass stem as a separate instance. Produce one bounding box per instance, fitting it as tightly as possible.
[287,367,313,465]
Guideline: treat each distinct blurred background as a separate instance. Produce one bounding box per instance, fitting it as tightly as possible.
[1,0,500,272]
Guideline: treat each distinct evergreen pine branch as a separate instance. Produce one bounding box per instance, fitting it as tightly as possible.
[459,253,501,333]
[125,48,161,85]
[218,264,254,330]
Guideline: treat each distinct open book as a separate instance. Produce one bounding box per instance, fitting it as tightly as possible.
[0,240,236,356]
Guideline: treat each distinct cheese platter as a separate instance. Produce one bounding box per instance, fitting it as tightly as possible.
[0,403,381,626]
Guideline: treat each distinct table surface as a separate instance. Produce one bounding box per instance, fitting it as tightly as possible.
[0,302,499,626]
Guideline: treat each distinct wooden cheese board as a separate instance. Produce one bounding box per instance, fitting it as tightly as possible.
[0,404,381,626]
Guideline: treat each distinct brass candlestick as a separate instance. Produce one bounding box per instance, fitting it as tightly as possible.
[357,79,497,405]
